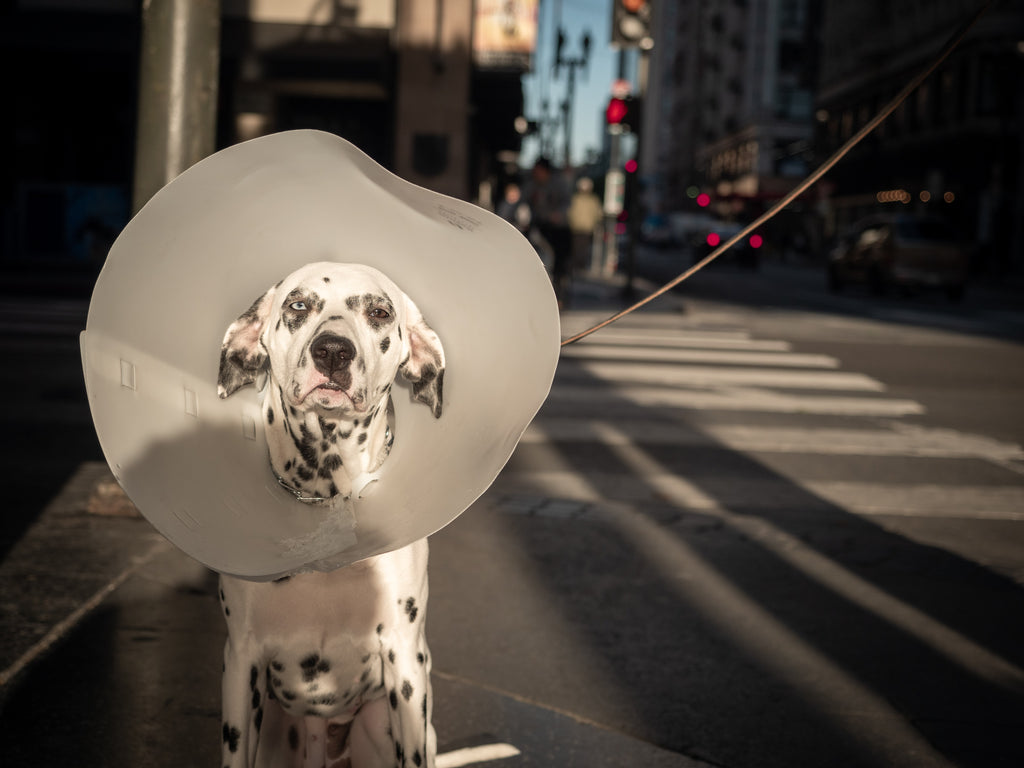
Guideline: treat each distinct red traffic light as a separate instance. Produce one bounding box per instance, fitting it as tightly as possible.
[624,158,638,173]
[696,192,711,207]
[606,97,628,124]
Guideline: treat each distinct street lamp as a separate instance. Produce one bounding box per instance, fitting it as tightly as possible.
[554,28,591,168]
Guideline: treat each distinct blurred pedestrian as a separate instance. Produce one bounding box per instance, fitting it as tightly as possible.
[568,176,603,274]
[497,182,531,235]
[524,156,573,308]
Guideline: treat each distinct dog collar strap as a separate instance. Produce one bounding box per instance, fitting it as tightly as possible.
[81,130,560,580]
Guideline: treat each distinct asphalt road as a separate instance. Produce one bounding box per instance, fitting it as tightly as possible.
[1,256,1023,767]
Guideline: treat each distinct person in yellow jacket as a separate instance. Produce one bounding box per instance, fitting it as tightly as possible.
[568,176,604,275]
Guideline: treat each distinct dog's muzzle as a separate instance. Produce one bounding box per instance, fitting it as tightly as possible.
[311,332,355,386]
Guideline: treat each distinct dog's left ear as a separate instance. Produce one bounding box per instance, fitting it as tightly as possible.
[217,287,276,398]
[399,295,446,418]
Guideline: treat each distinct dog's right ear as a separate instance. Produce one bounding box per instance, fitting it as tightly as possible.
[217,287,276,398]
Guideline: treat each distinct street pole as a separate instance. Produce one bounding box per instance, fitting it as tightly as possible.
[555,29,590,169]
[622,48,650,299]
[133,0,221,215]
[602,50,628,278]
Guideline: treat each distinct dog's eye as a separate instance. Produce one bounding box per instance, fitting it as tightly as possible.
[368,308,391,320]
[290,301,308,311]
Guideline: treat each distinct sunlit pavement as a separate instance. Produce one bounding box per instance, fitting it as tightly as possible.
[2,265,1023,767]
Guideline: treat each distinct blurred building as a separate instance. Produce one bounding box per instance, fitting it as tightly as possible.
[815,0,1024,275]
[644,0,821,223]
[2,0,535,272]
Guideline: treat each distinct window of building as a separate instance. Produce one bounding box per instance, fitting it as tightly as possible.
[779,0,807,28]
[777,86,813,121]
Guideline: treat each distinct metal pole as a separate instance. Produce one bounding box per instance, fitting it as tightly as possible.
[133,0,221,214]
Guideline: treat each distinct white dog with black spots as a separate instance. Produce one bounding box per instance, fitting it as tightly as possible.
[216,262,445,768]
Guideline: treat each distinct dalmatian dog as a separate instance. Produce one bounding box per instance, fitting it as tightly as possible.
[216,262,445,768]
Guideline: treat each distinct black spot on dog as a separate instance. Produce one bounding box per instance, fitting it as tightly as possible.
[222,722,241,753]
[282,690,296,701]
[249,665,259,691]
[296,464,314,482]
[254,706,263,733]
[323,276,331,283]
[300,654,331,682]
[417,652,425,664]
[361,654,372,663]
[422,694,428,719]
[340,430,352,440]
[346,295,360,311]
[321,454,343,473]
[284,459,292,472]
[401,680,414,701]
[288,725,300,751]
[414,749,423,766]
[405,597,418,623]
[357,432,367,445]
[266,407,275,425]
[377,623,384,634]
[380,336,391,354]
[395,740,405,764]
[388,649,396,664]
[252,688,261,709]
[389,689,398,709]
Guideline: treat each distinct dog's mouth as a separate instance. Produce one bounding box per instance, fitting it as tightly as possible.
[296,378,369,412]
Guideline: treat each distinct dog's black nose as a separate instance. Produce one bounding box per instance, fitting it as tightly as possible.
[310,333,356,375]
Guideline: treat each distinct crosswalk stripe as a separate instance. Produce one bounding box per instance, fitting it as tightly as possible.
[520,419,1024,461]
[561,345,839,368]
[574,331,791,351]
[546,384,924,416]
[563,360,886,391]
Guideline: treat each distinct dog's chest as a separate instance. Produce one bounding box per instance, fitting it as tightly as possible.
[219,542,429,719]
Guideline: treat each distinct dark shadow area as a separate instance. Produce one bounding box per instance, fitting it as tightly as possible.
[0,560,223,767]
[496,344,1024,767]
[0,328,103,560]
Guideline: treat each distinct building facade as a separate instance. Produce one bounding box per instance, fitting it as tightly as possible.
[3,0,530,268]
[815,0,1024,275]
[645,0,821,222]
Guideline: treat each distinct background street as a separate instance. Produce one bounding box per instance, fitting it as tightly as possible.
[1,256,1023,767]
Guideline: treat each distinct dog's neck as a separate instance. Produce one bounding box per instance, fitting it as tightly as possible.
[263,379,393,502]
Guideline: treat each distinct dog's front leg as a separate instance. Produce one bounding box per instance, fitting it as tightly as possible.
[221,583,268,768]
[379,627,435,768]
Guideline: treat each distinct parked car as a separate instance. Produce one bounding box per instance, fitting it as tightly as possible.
[640,213,673,247]
[827,214,970,300]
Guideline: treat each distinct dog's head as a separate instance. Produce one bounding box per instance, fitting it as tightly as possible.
[217,262,445,418]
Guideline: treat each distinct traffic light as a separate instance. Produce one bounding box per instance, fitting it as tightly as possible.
[605,95,641,133]
[611,0,653,49]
